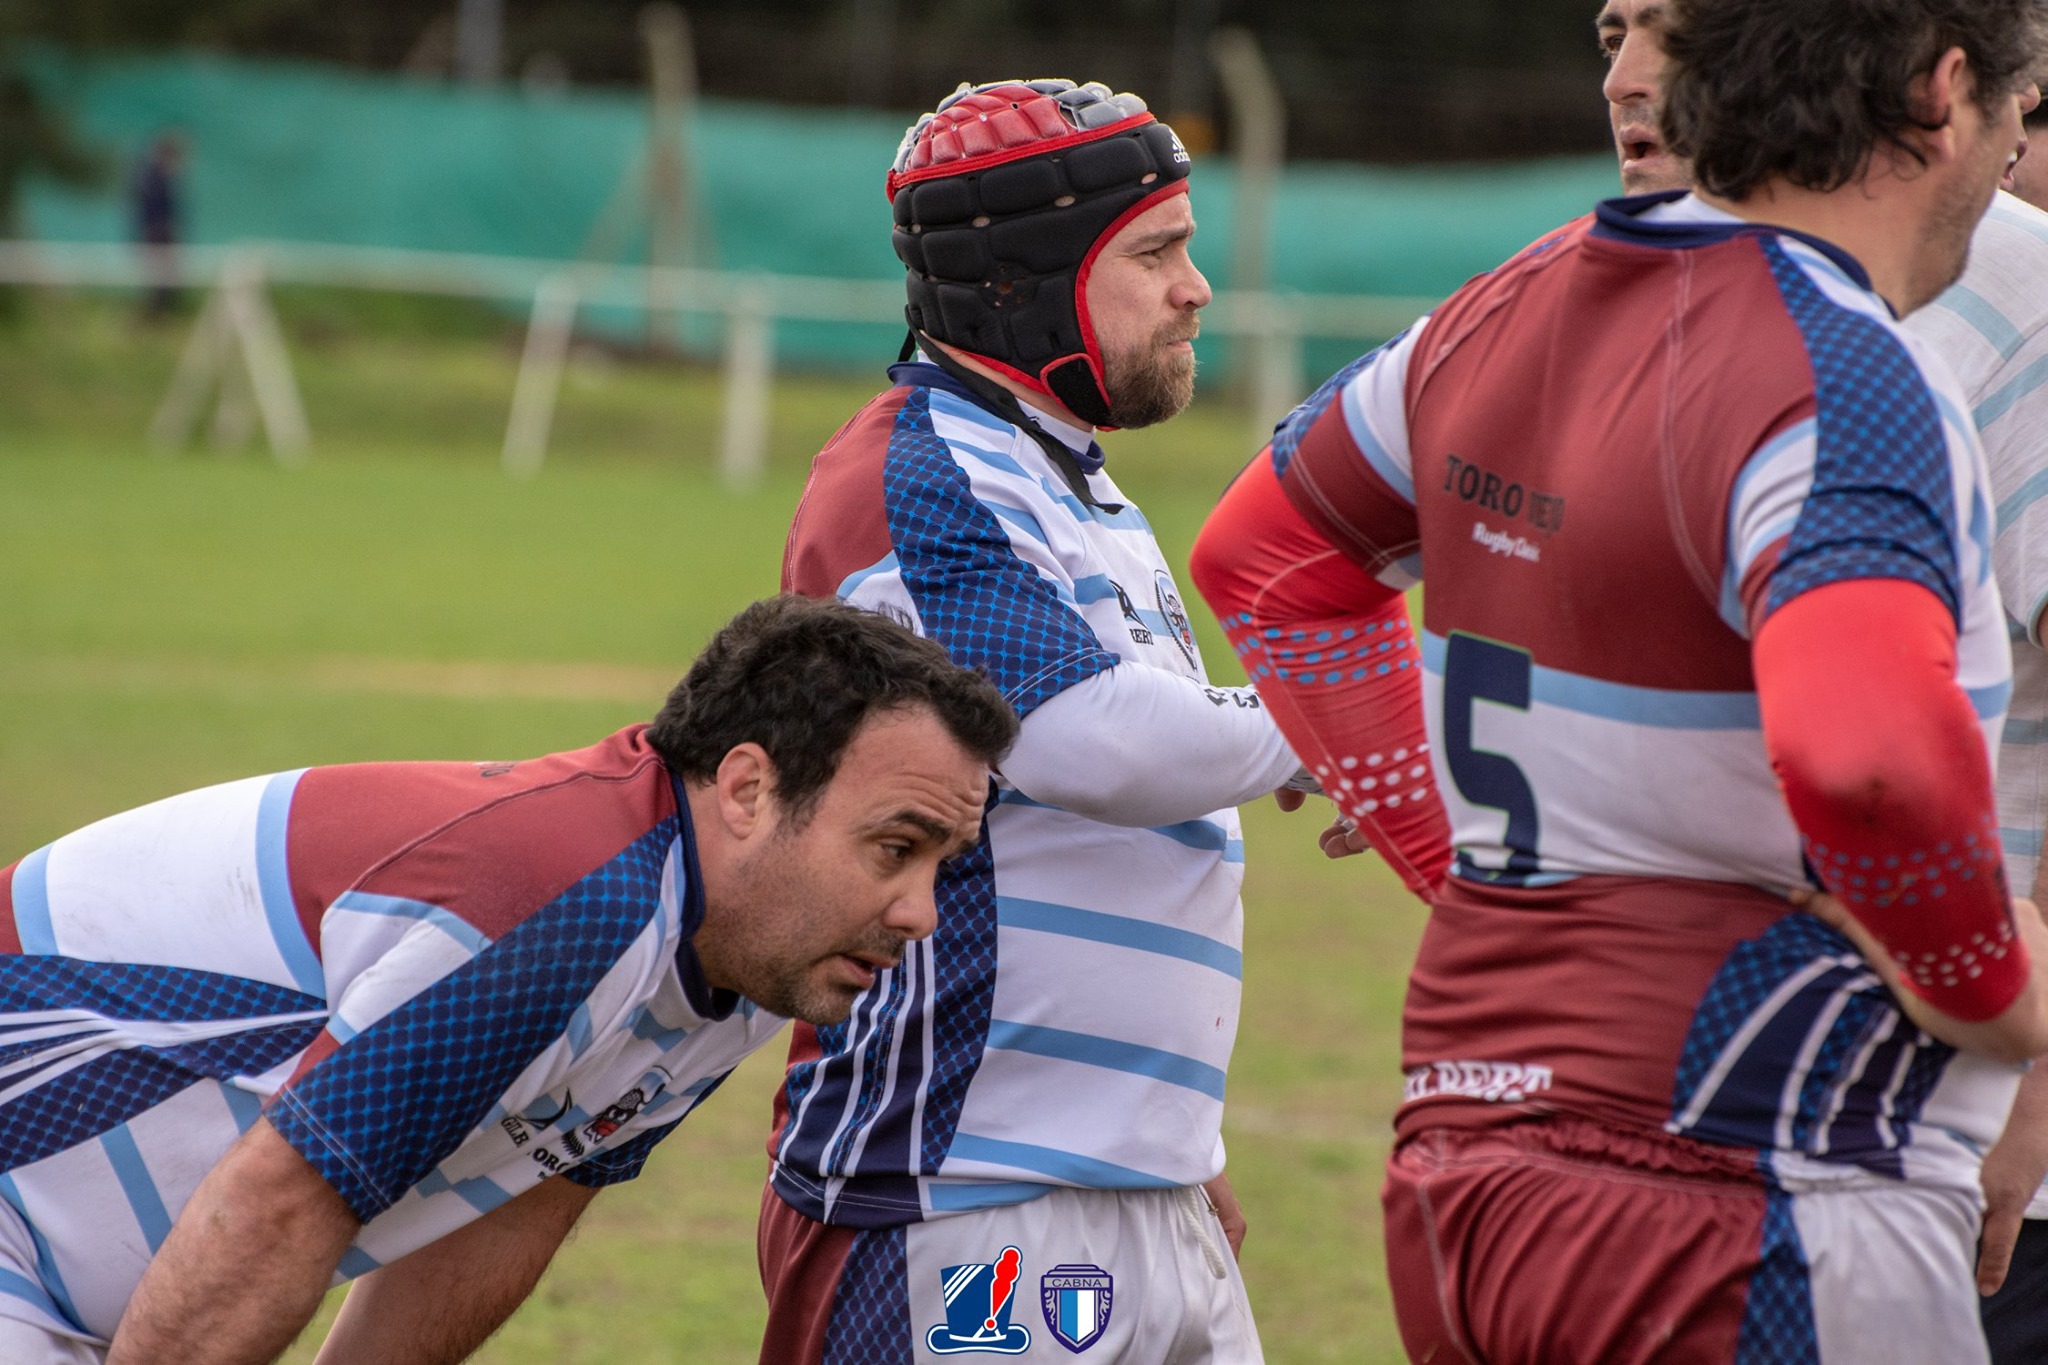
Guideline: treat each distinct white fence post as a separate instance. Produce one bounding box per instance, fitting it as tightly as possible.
[1248,292,1306,447]
[148,250,310,466]
[719,276,774,491]
[501,273,581,479]
[222,255,312,465]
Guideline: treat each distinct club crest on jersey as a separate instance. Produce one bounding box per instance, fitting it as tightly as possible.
[583,1087,646,1144]
[1041,1263,1113,1353]
[1154,571,1197,667]
[926,1246,1031,1355]
[1110,579,1154,645]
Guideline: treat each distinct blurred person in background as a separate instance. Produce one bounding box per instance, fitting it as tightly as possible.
[758,77,1304,1364]
[130,131,184,322]
[0,596,1013,1365]
[1193,0,2048,1359]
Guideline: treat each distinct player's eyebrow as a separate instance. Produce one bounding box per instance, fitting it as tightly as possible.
[1125,222,1194,254]
[880,810,977,858]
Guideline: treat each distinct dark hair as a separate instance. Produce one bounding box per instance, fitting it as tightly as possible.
[1662,0,2048,199]
[649,595,1017,818]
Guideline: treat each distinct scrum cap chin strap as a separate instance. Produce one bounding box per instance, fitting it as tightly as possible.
[905,332,1123,514]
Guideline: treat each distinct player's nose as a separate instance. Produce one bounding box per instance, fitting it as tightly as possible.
[884,878,940,942]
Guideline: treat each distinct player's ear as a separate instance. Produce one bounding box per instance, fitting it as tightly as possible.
[1908,47,1970,159]
[713,743,779,838]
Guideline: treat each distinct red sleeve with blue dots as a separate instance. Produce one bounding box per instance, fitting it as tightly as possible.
[1192,449,1452,900]
[1755,577,2026,1021]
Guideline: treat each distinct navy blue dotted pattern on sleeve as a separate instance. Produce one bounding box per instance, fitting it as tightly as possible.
[882,387,1120,719]
[0,960,324,1170]
[1269,335,1400,479]
[267,823,674,1221]
[1759,239,1961,623]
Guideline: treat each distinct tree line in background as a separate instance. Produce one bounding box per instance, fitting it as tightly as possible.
[3,0,1618,229]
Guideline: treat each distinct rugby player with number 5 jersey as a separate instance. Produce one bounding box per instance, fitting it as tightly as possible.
[1194,1,2048,1360]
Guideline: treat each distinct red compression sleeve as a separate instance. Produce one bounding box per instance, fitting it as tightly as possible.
[1192,450,1452,900]
[1756,578,2025,1021]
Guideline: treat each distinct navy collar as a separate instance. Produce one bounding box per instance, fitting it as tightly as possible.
[887,360,1108,475]
[667,768,741,1022]
[1590,191,1874,293]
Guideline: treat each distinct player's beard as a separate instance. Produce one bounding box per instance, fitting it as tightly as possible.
[707,824,907,1027]
[1101,320,1198,429]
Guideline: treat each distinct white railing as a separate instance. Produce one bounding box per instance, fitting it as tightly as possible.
[0,239,1437,483]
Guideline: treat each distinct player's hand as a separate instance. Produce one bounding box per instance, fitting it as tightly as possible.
[1320,814,1369,860]
[1273,787,1308,813]
[1793,887,2048,1064]
[1201,1173,1247,1260]
[1978,1062,2048,1295]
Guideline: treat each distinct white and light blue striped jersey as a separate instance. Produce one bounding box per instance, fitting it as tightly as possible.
[774,361,1293,1225]
[1910,193,2048,905]
[0,728,786,1347]
[1910,192,2048,1218]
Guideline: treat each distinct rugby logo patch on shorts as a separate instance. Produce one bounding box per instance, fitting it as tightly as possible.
[925,1245,1031,1354]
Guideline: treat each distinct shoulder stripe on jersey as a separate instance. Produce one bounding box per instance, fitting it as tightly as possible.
[927,388,1017,442]
[997,896,1242,978]
[946,1132,1177,1188]
[1760,238,1962,622]
[837,552,902,601]
[1271,342,1384,479]
[7,850,53,957]
[1341,380,1417,505]
[985,1019,1226,1100]
[330,891,491,957]
[1940,284,2030,361]
[99,1123,174,1253]
[258,771,324,997]
[948,438,1032,479]
[983,500,1052,548]
[1420,632,1760,730]
[1979,354,2048,431]
[0,1175,81,1333]
[883,389,1119,718]
[267,822,673,1222]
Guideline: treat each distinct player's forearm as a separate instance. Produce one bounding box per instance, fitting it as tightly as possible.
[1190,450,1451,898]
[312,1173,595,1365]
[999,664,1300,825]
[1758,579,2043,1051]
[108,1119,360,1365]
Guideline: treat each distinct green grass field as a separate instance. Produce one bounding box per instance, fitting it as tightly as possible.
[0,291,1423,1363]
